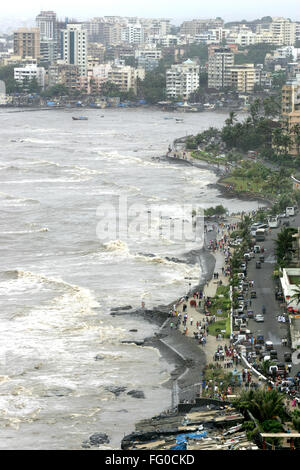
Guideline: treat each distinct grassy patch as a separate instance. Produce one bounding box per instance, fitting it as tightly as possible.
[208,318,231,338]
[221,176,265,194]
[216,285,230,297]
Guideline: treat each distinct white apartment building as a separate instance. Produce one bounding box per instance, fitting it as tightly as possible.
[194,28,224,45]
[36,11,57,40]
[121,23,145,45]
[60,24,87,76]
[226,27,256,47]
[166,59,200,100]
[134,46,162,61]
[208,48,234,89]
[273,46,300,61]
[14,64,45,89]
[296,23,300,42]
[256,17,296,46]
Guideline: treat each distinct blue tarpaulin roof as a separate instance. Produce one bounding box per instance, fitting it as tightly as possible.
[47,101,55,106]
[170,443,187,450]
[176,432,207,444]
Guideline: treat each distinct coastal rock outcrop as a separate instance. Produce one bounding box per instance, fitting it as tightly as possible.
[88,433,110,446]
[106,386,127,396]
[127,390,145,399]
[110,305,132,312]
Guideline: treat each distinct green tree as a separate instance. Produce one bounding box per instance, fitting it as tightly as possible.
[274,226,297,267]
[225,111,237,126]
[234,389,285,423]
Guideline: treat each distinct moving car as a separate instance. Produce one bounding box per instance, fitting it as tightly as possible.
[265,341,273,350]
[256,261,261,269]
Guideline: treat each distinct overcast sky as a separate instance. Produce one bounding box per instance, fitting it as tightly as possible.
[2,0,300,23]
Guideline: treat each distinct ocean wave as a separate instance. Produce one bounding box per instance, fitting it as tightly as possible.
[0,228,48,235]
[26,159,104,177]
[103,240,130,255]
[23,138,57,145]
[0,191,40,205]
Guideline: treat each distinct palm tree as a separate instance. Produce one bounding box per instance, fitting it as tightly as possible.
[250,99,261,126]
[290,282,300,306]
[274,227,297,267]
[234,389,285,423]
[225,111,237,126]
[291,124,300,156]
[272,128,285,155]
[281,133,292,155]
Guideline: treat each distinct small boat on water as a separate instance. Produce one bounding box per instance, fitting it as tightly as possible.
[72,116,88,121]
[175,118,184,123]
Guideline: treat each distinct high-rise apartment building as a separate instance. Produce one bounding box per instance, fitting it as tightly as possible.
[14,64,45,89]
[228,64,255,93]
[107,64,145,94]
[121,23,145,45]
[13,28,40,60]
[208,47,234,89]
[256,17,296,46]
[180,18,224,37]
[166,59,200,100]
[36,11,57,40]
[282,76,300,116]
[60,24,87,76]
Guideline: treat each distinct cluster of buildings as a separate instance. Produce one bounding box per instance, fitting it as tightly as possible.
[179,17,300,47]
[0,13,300,102]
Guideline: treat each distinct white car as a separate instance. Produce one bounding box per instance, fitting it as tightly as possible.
[255,315,264,322]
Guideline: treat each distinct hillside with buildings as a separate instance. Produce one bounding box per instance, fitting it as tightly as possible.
[0,13,299,107]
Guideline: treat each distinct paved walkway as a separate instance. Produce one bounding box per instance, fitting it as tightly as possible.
[167,222,238,371]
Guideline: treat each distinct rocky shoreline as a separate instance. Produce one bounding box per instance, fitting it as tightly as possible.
[111,141,275,450]
[110,245,216,390]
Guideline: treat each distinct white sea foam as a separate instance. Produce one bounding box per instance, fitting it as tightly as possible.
[0,228,48,235]
[103,240,130,255]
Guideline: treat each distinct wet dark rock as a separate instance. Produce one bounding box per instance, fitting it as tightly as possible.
[121,340,144,346]
[129,329,138,332]
[81,440,91,449]
[106,386,127,396]
[165,256,187,264]
[95,354,105,361]
[42,387,73,397]
[89,433,110,446]
[127,390,145,399]
[138,252,156,257]
[110,305,132,312]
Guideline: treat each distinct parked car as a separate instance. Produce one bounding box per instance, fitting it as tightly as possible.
[284,352,292,363]
[265,341,273,350]
[247,310,254,318]
[270,350,278,359]
[255,314,264,322]
[250,291,257,298]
